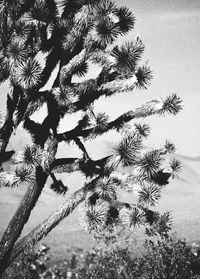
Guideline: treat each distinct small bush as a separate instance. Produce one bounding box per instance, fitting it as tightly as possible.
[3,235,200,279]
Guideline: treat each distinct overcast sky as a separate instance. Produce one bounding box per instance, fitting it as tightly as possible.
[0,0,200,156]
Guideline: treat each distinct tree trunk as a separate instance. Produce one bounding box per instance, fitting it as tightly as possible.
[0,118,13,155]
[0,167,48,275]
[7,186,86,268]
[0,88,21,160]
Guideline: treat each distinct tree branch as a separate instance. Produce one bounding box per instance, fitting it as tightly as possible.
[58,75,137,115]
[58,95,181,141]
[73,137,90,160]
[37,46,62,90]
[57,108,153,141]
[51,158,81,173]
[0,150,15,165]
[0,87,21,156]
[7,181,92,267]
[51,155,111,176]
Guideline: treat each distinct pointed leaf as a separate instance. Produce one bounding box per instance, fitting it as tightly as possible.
[138,184,161,206]
[113,133,142,167]
[15,58,42,89]
[115,6,135,34]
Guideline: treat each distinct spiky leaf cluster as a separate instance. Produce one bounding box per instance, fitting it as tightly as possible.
[138,184,161,206]
[50,179,68,195]
[120,207,145,229]
[170,158,182,177]
[138,150,163,178]
[15,58,42,89]
[135,63,153,89]
[73,61,89,77]
[6,41,29,64]
[13,20,32,40]
[93,113,109,135]
[134,123,150,138]
[49,18,70,39]
[113,133,142,167]
[159,94,183,115]
[52,87,74,107]
[115,7,135,34]
[28,0,52,23]
[79,200,110,232]
[13,145,44,166]
[93,18,119,48]
[164,140,176,154]
[146,211,173,238]
[94,0,116,17]
[112,38,144,72]
[15,165,35,185]
[94,177,117,201]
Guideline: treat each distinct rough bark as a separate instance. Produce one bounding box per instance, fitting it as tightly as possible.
[0,87,21,158]
[7,186,86,268]
[0,167,48,274]
[0,114,14,156]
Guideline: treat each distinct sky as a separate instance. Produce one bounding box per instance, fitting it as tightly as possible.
[99,0,200,156]
[0,0,200,156]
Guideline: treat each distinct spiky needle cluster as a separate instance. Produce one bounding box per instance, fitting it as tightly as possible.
[0,0,182,272]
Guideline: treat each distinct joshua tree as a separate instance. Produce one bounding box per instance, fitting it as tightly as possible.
[0,0,182,274]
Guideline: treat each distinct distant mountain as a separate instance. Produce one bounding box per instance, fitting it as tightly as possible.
[177,154,200,162]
